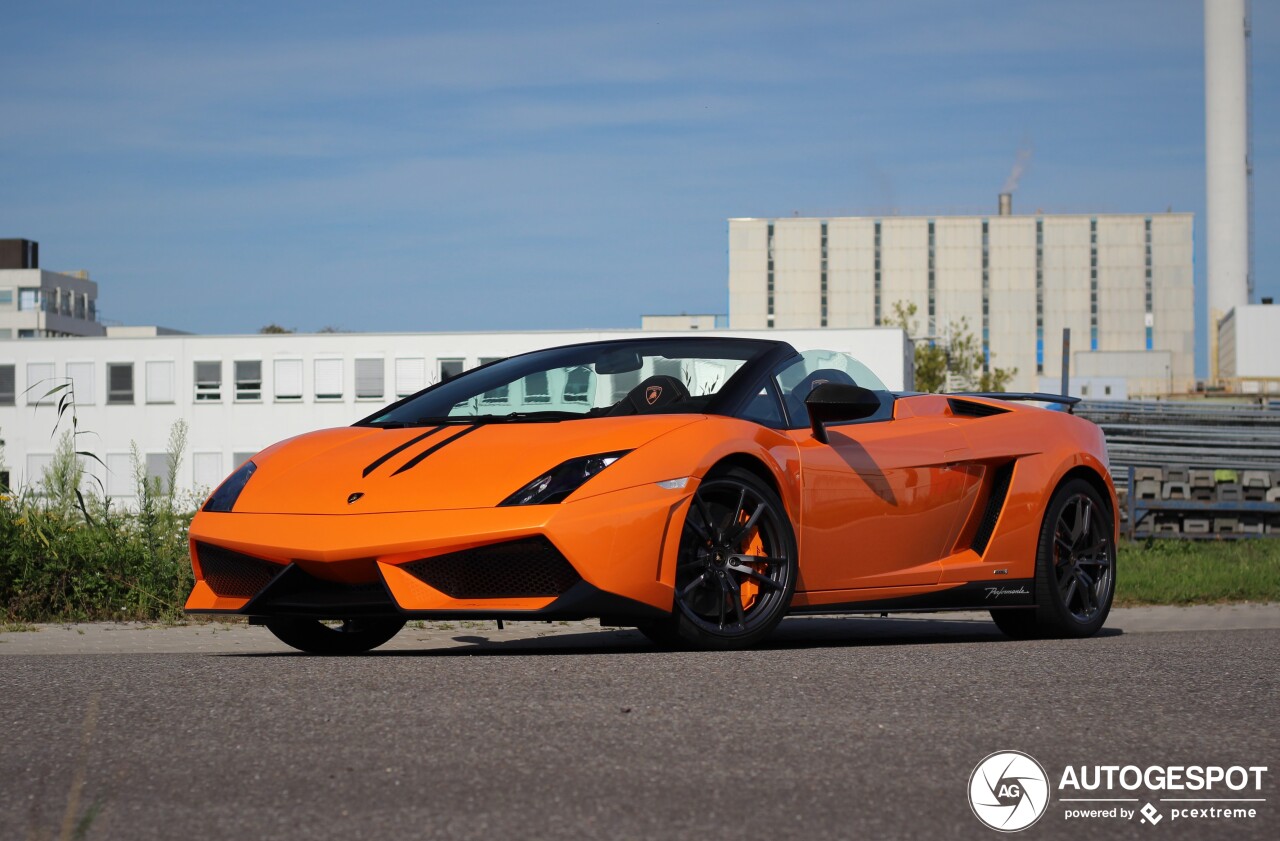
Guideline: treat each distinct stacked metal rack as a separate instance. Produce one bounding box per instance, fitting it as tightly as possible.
[1074,400,1280,539]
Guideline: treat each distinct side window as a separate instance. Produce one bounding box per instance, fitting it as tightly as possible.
[739,380,785,427]
[774,350,892,428]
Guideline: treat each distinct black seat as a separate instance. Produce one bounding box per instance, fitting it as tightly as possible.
[609,375,690,416]
[786,368,857,424]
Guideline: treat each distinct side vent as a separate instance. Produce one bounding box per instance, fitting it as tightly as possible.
[971,462,1015,556]
[948,398,1010,418]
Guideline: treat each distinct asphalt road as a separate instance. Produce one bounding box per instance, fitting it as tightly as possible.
[1,613,1276,840]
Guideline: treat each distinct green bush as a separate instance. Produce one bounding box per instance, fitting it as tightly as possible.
[0,420,199,622]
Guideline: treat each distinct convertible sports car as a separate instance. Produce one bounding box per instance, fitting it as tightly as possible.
[186,336,1116,653]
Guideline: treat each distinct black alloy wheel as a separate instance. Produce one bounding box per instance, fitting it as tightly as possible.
[638,468,797,650]
[264,617,405,655]
[991,478,1115,639]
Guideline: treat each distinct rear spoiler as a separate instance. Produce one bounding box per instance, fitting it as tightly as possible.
[949,392,1082,414]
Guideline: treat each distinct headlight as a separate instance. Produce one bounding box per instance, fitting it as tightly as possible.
[500,451,631,506]
[203,460,257,513]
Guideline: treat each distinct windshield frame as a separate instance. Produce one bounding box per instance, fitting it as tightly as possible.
[354,337,797,427]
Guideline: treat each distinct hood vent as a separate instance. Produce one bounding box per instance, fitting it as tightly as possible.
[948,398,1010,418]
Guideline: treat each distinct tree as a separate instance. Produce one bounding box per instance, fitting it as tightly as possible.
[887,301,1016,393]
[259,324,294,334]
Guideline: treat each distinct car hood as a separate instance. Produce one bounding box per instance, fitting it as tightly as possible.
[229,415,704,514]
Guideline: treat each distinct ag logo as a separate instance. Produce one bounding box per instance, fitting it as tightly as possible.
[645,385,663,405]
[968,750,1050,832]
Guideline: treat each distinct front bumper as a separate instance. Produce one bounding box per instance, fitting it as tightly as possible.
[185,481,693,621]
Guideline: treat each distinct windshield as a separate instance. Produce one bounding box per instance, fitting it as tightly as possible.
[364,339,776,425]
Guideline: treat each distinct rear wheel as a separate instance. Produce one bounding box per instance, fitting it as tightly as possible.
[264,617,405,655]
[639,468,797,650]
[991,478,1115,639]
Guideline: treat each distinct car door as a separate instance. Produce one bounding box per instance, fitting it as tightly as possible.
[775,352,974,592]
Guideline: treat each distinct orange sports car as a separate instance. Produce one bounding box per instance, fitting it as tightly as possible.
[186,337,1116,653]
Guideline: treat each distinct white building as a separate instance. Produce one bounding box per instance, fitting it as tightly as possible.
[1217,303,1280,391]
[727,207,1195,395]
[0,326,909,497]
[0,239,105,340]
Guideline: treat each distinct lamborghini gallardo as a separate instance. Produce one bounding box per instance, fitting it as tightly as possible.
[186,337,1117,653]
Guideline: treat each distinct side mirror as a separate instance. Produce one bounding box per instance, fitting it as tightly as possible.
[804,383,885,444]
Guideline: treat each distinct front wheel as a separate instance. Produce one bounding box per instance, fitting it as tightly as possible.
[639,468,797,650]
[264,617,405,655]
[991,478,1115,639]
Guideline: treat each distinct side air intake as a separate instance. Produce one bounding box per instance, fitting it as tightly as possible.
[196,542,287,598]
[402,537,580,599]
[971,462,1015,556]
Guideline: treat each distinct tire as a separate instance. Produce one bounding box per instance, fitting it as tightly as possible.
[991,477,1115,639]
[644,467,798,650]
[264,617,405,655]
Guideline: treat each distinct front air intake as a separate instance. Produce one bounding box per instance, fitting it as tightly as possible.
[196,542,286,598]
[402,537,580,599]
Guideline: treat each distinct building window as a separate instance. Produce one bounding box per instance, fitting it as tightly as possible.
[819,221,829,328]
[478,357,508,404]
[315,359,343,400]
[75,294,86,319]
[194,361,222,401]
[1089,217,1099,351]
[354,358,384,400]
[522,371,550,404]
[59,290,71,316]
[1152,216,1162,350]
[273,359,303,401]
[67,361,95,405]
[981,219,990,369]
[927,220,936,336]
[193,453,223,491]
[438,358,464,383]
[1035,218,1044,374]
[563,366,592,403]
[27,453,54,492]
[105,453,134,497]
[0,289,13,306]
[765,222,775,328]
[0,364,14,405]
[107,363,134,404]
[232,451,257,469]
[145,361,175,404]
[26,362,55,405]
[394,358,427,397]
[18,288,40,311]
[145,453,173,494]
[235,361,262,401]
[873,221,882,326]
[0,470,9,492]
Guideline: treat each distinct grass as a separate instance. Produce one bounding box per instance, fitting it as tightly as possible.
[1116,538,1280,606]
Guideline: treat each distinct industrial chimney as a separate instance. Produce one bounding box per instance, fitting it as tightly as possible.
[998,193,1012,216]
[1205,0,1253,378]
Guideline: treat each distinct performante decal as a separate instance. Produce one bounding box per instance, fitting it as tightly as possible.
[391,425,483,476]
[362,426,445,477]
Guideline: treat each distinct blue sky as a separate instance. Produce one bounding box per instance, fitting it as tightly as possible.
[1,1,1275,372]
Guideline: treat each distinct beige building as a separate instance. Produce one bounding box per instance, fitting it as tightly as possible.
[0,239,105,340]
[728,209,1195,394]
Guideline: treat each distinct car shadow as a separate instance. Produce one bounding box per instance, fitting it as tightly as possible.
[222,615,1124,658]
